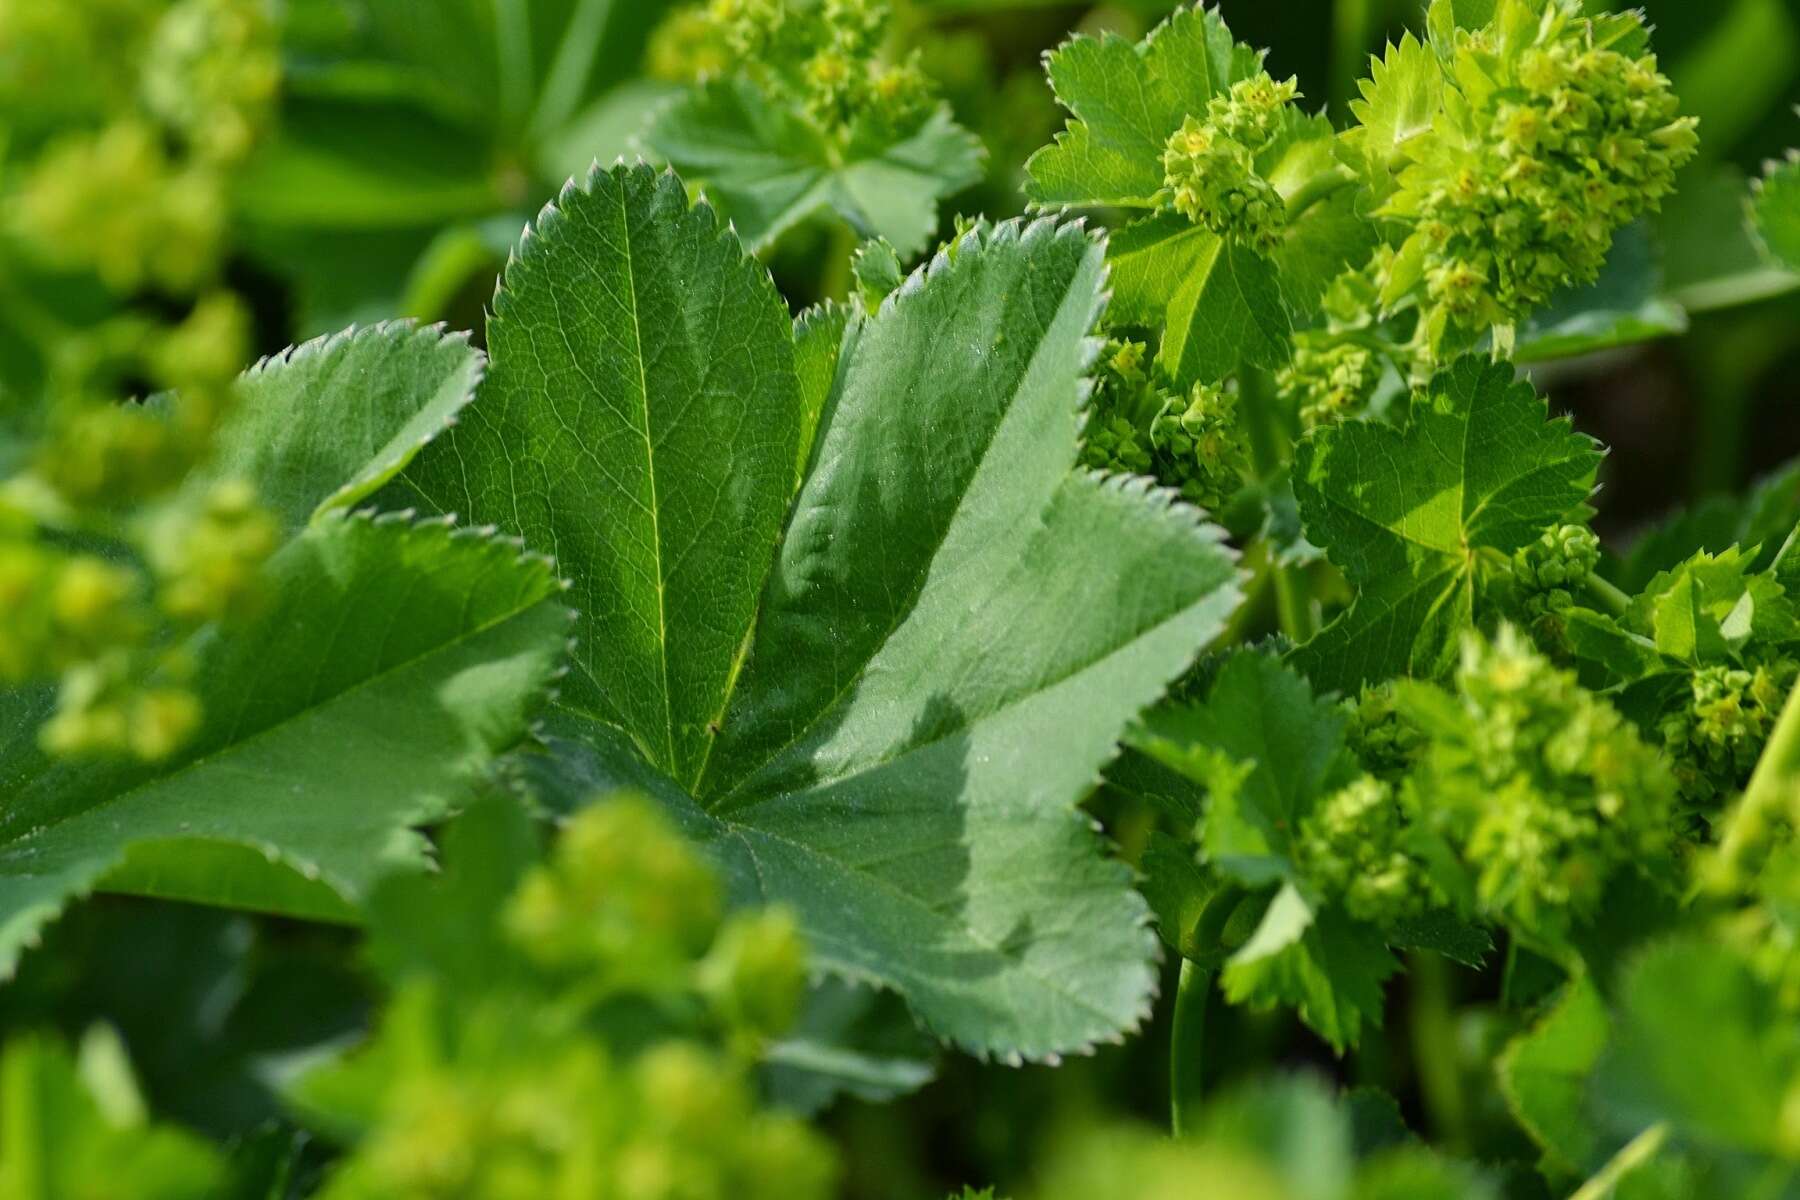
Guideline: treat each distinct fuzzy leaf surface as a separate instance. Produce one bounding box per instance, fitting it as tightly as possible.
[383,163,803,790]
[392,165,1244,1059]
[175,322,484,533]
[0,517,570,973]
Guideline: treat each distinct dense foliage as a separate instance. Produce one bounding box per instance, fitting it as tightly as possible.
[3,0,1800,1196]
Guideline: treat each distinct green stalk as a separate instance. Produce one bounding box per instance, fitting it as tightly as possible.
[1409,950,1468,1151]
[1169,959,1211,1138]
[1708,671,1800,893]
[1170,886,1245,1136]
[1239,365,1315,643]
[1581,572,1632,619]
[1568,1123,1670,1200]
[1331,0,1379,111]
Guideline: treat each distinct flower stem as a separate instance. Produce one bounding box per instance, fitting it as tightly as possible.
[1569,1123,1670,1200]
[1581,572,1632,619]
[1169,886,1245,1135]
[1409,950,1468,1152]
[1169,958,1211,1138]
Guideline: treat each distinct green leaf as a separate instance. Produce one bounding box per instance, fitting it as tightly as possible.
[1613,457,1800,592]
[1498,975,1610,1176]
[1515,225,1689,365]
[1108,216,1291,387]
[1630,546,1800,666]
[762,977,938,1116]
[1222,885,1398,1053]
[1025,5,1261,209]
[1134,654,1347,887]
[1597,937,1800,1159]
[645,80,984,257]
[1273,189,1380,327]
[172,322,483,534]
[1752,151,1800,273]
[363,792,541,995]
[0,1032,225,1199]
[1352,1148,1499,1200]
[1290,357,1602,692]
[1563,609,1664,681]
[236,95,500,232]
[1658,165,1800,314]
[390,165,1245,1059]
[1139,831,1219,962]
[1388,911,1491,969]
[1343,34,1442,178]
[381,163,803,791]
[1193,1074,1355,1198]
[792,301,852,486]
[0,515,571,972]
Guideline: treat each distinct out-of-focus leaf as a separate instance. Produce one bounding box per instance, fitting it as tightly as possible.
[762,977,938,1116]
[1499,975,1610,1176]
[646,79,983,256]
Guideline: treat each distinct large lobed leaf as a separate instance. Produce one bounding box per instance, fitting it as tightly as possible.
[1131,654,1404,1051]
[645,79,984,257]
[0,514,571,970]
[1026,10,1367,388]
[173,321,485,534]
[1290,357,1602,692]
[0,324,570,973]
[1025,5,1261,210]
[385,162,1245,1060]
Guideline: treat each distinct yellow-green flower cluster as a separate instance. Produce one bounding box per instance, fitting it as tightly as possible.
[1161,73,1300,252]
[1511,523,1599,618]
[1661,660,1798,808]
[664,0,932,137]
[1295,775,1443,925]
[1386,0,1698,332]
[1343,681,1426,783]
[1149,383,1251,511]
[6,0,275,303]
[0,0,282,763]
[506,797,808,1043]
[317,994,836,1200]
[317,797,836,1200]
[1080,340,1159,479]
[1411,626,1676,940]
[1278,341,1381,430]
[1078,343,1251,511]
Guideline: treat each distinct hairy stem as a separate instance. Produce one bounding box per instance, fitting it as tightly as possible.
[1239,365,1315,642]
[1708,672,1800,893]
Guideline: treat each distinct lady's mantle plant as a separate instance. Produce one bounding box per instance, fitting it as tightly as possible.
[5,2,1800,1197]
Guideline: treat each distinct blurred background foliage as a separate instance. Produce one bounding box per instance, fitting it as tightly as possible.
[0,0,1797,1196]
